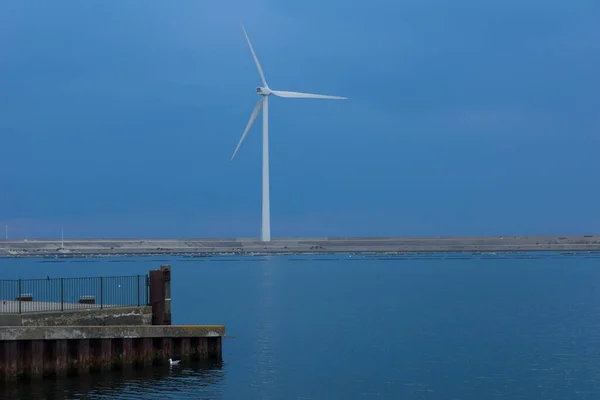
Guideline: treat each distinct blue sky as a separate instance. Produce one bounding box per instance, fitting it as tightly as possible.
[0,0,598,238]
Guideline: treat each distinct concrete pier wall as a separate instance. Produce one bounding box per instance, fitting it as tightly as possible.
[0,264,227,382]
[0,306,152,327]
[0,325,225,381]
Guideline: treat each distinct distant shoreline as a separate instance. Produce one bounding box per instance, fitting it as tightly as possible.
[1,235,599,258]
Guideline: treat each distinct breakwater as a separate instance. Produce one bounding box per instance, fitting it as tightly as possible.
[1,235,599,258]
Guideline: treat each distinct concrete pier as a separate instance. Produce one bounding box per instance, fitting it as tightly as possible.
[0,325,225,380]
[0,265,226,381]
[0,306,152,327]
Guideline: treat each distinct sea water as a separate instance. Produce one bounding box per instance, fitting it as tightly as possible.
[2,252,600,399]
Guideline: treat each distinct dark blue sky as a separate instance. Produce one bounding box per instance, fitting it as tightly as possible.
[1,1,599,238]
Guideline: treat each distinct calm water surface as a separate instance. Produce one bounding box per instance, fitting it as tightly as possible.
[2,253,600,399]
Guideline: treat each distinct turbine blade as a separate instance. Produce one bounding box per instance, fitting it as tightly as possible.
[240,23,268,88]
[231,98,264,161]
[271,90,347,100]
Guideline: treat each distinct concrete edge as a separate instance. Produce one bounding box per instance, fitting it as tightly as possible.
[0,306,153,327]
[0,325,226,340]
[0,305,152,316]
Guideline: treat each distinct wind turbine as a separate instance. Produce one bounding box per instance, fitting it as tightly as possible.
[231,23,347,242]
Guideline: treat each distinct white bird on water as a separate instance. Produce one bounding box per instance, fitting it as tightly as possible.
[168,358,181,366]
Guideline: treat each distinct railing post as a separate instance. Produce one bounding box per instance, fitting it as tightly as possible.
[100,276,103,309]
[18,279,22,314]
[137,275,141,307]
[60,278,64,311]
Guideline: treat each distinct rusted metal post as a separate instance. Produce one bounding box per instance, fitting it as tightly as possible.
[137,337,153,366]
[162,337,173,362]
[55,339,68,377]
[123,338,134,368]
[89,339,112,372]
[180,338,191,361]
[149,265,171,325]
[17,341,29,378]
[77,339,90,375]
[30,340,43,376]
[42,340,55,377]
[161,265,172,325]
[2,341,18,380]
[149,270,164,325]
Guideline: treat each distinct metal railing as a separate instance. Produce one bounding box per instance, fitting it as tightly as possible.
[0,274,149,314]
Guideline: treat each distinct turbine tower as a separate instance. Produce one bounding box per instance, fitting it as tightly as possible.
[231,23,347,242]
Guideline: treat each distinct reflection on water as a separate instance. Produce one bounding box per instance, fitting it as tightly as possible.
[1,360,225,400]
[4,254,600,399]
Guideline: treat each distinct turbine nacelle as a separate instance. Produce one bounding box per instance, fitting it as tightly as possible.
[256,86,271,96]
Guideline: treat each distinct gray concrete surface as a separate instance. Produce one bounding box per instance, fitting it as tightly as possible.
[0,300,121,314]
[0,314,21,327]
[0,306,152,327]
[0,325,226,340]
[0,235,599,257]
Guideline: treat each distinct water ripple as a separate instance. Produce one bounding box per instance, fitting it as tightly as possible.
[2,361,225,400]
